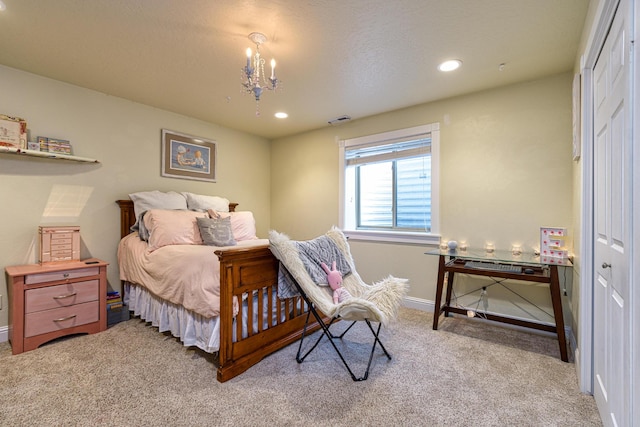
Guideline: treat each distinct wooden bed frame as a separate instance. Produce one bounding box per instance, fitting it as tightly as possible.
[116,199,319,382]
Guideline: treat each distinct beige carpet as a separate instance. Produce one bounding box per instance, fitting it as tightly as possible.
[0,308,601,426]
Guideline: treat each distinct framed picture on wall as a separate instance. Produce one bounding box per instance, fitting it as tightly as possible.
[572,73,581,161]
[161,129,216,182]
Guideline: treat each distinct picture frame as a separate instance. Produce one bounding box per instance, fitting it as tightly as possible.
[161,129,216,182]
[572,73,581,161]
[0,114,28,149]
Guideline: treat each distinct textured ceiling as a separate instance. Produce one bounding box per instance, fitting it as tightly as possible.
[0,0,590,139]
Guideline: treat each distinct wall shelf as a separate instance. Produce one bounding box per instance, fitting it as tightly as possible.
[0,146,99,163]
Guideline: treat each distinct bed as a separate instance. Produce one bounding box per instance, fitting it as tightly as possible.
[116,192,320,382]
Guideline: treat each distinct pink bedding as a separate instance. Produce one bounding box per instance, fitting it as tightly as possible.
[118,233,269,318]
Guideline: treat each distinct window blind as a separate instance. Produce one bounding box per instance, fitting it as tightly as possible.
[345,135,431,166]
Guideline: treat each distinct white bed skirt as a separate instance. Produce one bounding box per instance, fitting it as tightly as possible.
[124,282,221,353]
[124,281,289,354]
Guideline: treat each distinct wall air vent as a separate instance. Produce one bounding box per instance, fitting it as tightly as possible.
[328,115,351,126]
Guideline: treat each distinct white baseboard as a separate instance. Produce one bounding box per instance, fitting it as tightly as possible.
[0,325,8,343]
[402,296,434,312]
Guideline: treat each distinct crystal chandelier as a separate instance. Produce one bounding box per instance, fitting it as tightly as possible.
[241,32,279,116]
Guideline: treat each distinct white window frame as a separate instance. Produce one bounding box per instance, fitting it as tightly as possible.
[338,123,440,244]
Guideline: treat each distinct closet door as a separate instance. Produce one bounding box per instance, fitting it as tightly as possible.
[592,1,632,425]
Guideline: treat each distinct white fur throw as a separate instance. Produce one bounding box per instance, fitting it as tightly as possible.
[269,227,409,325]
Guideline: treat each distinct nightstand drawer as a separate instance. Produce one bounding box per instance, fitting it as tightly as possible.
[24,301,99,337]
[25,280,99,313]
[24,267,99,285]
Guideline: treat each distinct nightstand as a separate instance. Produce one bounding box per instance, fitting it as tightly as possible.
[5,259,108,354]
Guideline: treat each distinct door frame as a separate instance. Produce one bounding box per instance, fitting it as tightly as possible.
[578,0,619,394]
[632,0,640,419]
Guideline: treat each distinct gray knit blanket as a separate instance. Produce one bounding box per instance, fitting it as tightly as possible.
[276,235,351,299]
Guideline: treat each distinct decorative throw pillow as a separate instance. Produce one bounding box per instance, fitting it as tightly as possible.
[197,216,237,247]
[144,209,207,251]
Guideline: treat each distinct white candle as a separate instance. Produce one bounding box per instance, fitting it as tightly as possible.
[246,48,252,68]
[270,59,276,79]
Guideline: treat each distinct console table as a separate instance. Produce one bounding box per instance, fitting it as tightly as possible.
[427,248,571,362]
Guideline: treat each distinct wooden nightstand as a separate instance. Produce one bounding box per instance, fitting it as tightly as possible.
[5,259,108,354]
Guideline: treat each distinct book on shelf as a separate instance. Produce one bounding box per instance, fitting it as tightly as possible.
[108,301,124,310]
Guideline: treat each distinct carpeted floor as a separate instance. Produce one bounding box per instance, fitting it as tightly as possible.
[0,308,602,426]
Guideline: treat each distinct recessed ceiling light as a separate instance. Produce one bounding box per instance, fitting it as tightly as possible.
[275,112,288,119]
[438,59,462,72]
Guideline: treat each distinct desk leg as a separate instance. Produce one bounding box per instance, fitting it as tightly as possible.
[432,255,446,330]
[444,269,455,317]
[549,265,569,362]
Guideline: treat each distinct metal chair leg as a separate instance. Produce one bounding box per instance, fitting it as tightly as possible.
[296,302,391,381]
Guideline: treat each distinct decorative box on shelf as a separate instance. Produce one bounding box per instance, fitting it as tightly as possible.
[39,226,81,264]
[0,114,27,149]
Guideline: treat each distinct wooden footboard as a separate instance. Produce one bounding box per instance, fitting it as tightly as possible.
[216,246,319,382]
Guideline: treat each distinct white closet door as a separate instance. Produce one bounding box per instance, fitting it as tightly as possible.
[592,1,632,425]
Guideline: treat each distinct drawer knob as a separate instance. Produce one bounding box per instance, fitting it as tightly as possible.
[63,273,70,278]
[53,292,77,300]
[53,314,77,322]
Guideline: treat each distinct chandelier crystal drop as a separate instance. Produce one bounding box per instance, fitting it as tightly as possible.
[241,32,279,116]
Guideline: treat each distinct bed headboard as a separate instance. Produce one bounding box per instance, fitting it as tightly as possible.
[116,199,238,239]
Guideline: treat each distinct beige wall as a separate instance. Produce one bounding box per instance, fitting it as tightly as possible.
[0,66,576,330]
[0,65,271,328]
[271,72,575,318]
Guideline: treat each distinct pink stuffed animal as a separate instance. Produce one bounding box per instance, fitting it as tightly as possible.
[321,261,351,304]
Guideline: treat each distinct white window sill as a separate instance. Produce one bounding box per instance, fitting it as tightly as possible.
[343,229,440,245]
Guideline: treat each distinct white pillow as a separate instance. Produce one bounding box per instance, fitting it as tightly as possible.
[182,192,230,212]
[129,191,188,231]
[208,209,258,241]
[144,209,208,252]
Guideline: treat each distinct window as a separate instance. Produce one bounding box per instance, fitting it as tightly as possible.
[339,123,439,244]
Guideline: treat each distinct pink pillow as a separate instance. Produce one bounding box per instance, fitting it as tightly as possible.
[144,209,208,251]
[208,209,258,241]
